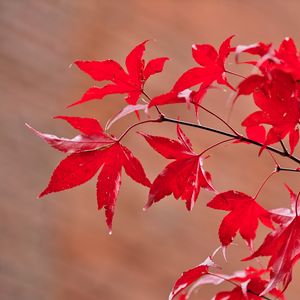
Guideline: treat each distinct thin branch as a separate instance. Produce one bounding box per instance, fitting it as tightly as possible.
[161,116,300,165]
[277,167,300,173]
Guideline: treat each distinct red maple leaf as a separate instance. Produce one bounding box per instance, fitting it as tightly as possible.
[170,260,284,300]
[242,71,300,153]
[27,116,151,233]
[140,125,214,211]
[274,37,300,80]
[234,38,300,76]
[69,41,168,107]
[191,35,235,89]
[169,256,218,300]
[149,36,235,109]
[213,267,285,300]
[244,189,300,295]
[270,185,299,225]
[234,38,300,153]
[207,191,274,247]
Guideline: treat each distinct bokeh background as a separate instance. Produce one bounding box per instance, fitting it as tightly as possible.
[1,1,299,299]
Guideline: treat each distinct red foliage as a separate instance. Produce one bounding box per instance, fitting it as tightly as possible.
[29,37,300,299]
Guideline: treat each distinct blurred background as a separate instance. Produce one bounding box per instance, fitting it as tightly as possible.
[1,0,299,299]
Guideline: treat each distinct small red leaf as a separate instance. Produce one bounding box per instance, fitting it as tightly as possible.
[207,191,274,247]
[142,128,214,211]
[169,256,216,300]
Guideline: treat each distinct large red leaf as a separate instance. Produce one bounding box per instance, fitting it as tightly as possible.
[30,117,150,232]
[244,187,300,295]
[141,126,214,210]
[70,41,168,107]
[149,36,235,109]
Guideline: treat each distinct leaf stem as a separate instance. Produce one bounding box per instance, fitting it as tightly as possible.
[142,91,163,116]
[253,170,277,200]
[199,138,234,157]
[117,117,163,142]
[225,70,247,79]
[160,116,300,165]
[295,192,300,217]
[191,101,241,136]
[266,150,280,167]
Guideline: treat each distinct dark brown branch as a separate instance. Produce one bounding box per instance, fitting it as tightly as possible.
[161,116,300,165]
[280,140,289,155]
[277,167,300,173]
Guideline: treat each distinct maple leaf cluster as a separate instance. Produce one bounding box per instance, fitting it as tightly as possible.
[29,37,300,299]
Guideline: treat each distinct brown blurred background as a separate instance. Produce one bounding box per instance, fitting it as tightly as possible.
[1,1,299,299]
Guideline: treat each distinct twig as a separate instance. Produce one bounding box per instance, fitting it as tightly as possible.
[161,116,300,165]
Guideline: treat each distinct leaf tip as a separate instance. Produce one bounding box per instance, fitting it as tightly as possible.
[66,101,78,108]
[143,199,153,210]
[38,189,48,199]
